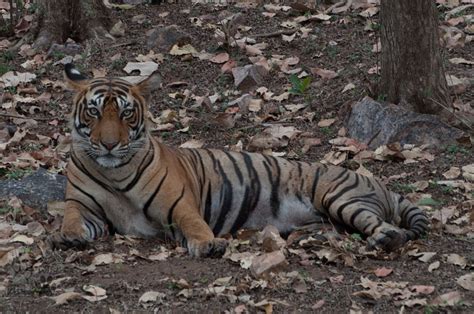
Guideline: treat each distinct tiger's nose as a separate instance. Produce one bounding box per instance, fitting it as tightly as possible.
[101,140,119,151]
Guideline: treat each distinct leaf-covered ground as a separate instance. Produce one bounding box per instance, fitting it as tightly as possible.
[1,1,473,312]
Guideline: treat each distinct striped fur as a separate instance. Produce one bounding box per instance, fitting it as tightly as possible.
[52,65,429,257]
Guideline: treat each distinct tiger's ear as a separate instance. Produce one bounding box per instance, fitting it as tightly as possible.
[134,71,161,98]
[64,63,89,91]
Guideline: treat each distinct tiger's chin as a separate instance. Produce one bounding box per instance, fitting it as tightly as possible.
[95,155,126,168]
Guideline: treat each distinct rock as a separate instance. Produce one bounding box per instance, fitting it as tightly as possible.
[259,225,286,252]
[146,25,192,52]
[110,20,126,37]
[462,164,474,181]
[47,40,83,58]
[0,168,66,212]
[250,250,288,278]
[131,14,147,24]
[346,97,464,149]
[232,65,268,92]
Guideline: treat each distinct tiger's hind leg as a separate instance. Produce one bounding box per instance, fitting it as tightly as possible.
[49,200,106,250]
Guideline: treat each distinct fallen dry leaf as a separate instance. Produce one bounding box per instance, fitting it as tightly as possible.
[444,253,467,268]
[428,261,440,272]
[92,253,124,266]
[374,267,393,278]
[123,62,158,76]
[250,250,288,277]
[443,167,461,179]
[50,291,83,305]
[179,139,204,149]
[210,52,229,64]
[9,234,34,245]
[139,291,166,303]
[456,273,474,291]
[431,291,463,307]
[411,285,435,295]
[169,44,198,56]
[317,118,336,127]
[310,67,338,80]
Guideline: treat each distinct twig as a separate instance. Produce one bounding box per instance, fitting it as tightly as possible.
[109,41,137,49]
[249,29,296,38]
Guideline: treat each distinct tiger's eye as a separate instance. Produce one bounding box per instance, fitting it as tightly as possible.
[88,108,99,116]
[122,109,133,117]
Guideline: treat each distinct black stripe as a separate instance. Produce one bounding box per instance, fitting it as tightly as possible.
[349,207,367,226]
[82,216,95,238]
[224,151,244,184]
[71,152,114,193]
[310,167,322,204]
[321,172,352,208]
[203,182,212,224]
[66,180,115,233]
[190,149,206,187]
[297,162,302,177]
[119,143,154,192]
[65,197,112,234]
[242,152,261,217]
[262,155,280,217]
[368,219,383,234]
[142,167,169,220]
[407,212,427,227]
[167,187,185,239]
[212,159,234,235]
[82,216,99,239]
[230,187,251,234]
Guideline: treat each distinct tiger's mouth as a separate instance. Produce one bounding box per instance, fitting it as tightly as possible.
[95,154,125,168]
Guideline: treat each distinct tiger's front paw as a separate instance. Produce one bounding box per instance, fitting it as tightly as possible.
[187,238,228,258]
[367,228,407,252]
[48,232,89,251]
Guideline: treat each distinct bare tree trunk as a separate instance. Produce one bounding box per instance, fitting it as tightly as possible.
[380,0,451,114]
[34,0,112,51]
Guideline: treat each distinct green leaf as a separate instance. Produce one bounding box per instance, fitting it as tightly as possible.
[417,197,441,207]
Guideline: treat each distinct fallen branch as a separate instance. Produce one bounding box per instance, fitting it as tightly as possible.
[0,113,58,121]
[109,41,137,49]
[429,97,473,132]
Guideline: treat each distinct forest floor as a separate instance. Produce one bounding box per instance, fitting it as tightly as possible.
[0,1,473,313]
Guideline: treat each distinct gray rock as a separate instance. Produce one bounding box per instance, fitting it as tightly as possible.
[346,97,464,149]
[146,25,192,52]
[47,41,83,58]
[0,168,66,211]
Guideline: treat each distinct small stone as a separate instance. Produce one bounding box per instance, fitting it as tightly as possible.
[110,20,126,37]
[147,25,192,52]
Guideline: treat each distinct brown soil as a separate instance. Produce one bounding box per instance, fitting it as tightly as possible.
[1,1,473,313]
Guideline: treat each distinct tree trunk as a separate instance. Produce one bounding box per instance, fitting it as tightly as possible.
[380,0,451,114]
[33,0,112,51]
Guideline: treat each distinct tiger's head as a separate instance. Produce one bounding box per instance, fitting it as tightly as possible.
[64,64,161,168]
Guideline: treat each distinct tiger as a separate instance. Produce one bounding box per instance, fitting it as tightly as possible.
[50,63,429,257]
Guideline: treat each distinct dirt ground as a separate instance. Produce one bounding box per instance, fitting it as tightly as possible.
[0,1,473,313]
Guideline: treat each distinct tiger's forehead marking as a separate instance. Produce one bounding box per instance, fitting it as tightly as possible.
[86,78,135,110]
